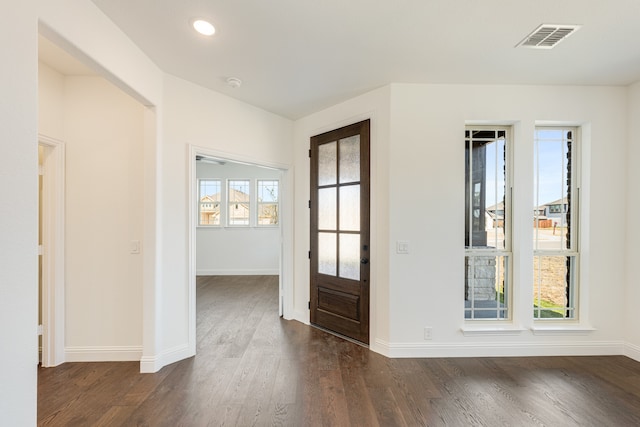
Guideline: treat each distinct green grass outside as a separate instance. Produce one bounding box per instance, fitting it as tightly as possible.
[499,292,565,318]
[533,298,565,318]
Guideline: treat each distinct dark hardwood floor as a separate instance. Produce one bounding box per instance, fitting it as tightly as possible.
[39,275,640,426]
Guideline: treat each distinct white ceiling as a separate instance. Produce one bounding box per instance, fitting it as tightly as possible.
[46,1,640,119]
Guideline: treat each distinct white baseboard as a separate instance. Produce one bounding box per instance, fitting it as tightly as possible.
[374,339,626,358]
[624,342,640,362]
[65,345,142,362]
[140,343,193,373]
[292,310,309,325]
[196,269,279,276]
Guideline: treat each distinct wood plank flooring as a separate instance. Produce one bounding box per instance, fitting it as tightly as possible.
[39,275,640,426]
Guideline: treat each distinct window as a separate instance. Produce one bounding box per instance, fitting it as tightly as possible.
[465,127,511,320]
[257,180,279,226]
[228,180,250,226]
[198,179,221,226]
[533,128,579,319]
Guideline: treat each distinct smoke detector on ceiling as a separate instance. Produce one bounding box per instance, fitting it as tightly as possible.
[226,77,242,88]
[516,24,581,49]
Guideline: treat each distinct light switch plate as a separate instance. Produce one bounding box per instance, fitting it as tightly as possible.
[396,240,409,254]
[130,240,140,254]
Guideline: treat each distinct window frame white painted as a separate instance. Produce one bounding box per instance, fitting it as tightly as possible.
[227,179,251,227]
[197,178,222,227]
[256,179,280,227]
[464,126,513,322]
[533,126,581,321]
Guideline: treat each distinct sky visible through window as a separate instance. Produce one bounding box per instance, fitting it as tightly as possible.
[483,131,568,209]
[534,129,569,209]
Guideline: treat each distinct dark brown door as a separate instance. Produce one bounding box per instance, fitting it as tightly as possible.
[310,120,370,344]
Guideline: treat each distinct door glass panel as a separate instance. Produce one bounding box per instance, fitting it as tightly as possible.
[339,136,360,184]
[318,187,337,230]
[339,233,360,280]
[339,185,360,231]
[318,141,337,186]
[318,232,337,276]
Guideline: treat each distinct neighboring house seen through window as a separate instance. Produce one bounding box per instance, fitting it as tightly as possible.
[198,179,221,226]
[257,180,279,226]
[228,180,251,226]
[533,127,580,319]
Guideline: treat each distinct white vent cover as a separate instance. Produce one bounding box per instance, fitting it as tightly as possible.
[516,24,581,49]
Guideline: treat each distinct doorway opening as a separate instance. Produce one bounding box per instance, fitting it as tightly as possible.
[38,136,66,367]
[188,146,293,356]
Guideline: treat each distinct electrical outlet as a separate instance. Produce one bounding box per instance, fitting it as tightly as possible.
[424,327,433,340]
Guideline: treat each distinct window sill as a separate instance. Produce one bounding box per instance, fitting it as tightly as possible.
[461,326,526,337]
[530,325,596,336]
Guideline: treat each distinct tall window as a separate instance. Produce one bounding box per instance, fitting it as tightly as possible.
[198,179,221,226]
[257,180,279,226]
[228,180,250,226]
[533,128,579,319]
[465,127,511,320]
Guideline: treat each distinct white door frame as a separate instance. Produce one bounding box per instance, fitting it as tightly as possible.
[39,135,66,367]
[187,144,294,356]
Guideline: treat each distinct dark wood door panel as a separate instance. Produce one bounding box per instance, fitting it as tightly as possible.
[317,287,360,321]
[310,119,370,344]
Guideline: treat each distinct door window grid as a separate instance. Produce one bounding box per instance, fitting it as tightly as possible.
[464,127,512,320]
[533,128,579,319]
[316,137,362,281]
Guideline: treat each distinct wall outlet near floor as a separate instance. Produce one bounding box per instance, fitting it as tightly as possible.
[424,326,433,340]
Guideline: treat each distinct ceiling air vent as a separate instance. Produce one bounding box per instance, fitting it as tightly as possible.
[516,24,581,49]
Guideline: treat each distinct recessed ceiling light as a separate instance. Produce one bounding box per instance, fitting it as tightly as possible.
[192,19,215,36]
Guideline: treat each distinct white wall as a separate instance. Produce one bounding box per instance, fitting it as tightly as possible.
[38,0,162,107]
[160,75,293,363]
[385,84,627,355]
[38,63,65,139]
[38,0,294,374]
[196,162,281,275]
[0,2,38,425]
[293,83,630,358]
[38,0,165,373]
[3,2,635,422]
[61,76,145,360]
[39,64,145,360]
[293,86,392,349]
[626,82,640,360]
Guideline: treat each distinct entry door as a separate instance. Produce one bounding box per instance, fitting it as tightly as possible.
[310,120,370,344]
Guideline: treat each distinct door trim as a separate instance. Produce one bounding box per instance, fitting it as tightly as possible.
[39,135,66,367]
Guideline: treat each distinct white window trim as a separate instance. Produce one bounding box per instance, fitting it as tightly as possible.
[256,179,280,227]
[227,179,251,227]
[197,178,222,227]
[464,125,514,322]
[533,126,581,322]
